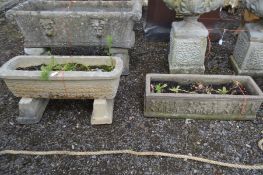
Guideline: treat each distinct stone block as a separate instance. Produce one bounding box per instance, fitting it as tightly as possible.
[91,99,114,125]
[231,22,263,76]
[111,48,129,75]
[24,48,48,55]
[17,98,49,124]
[169,18,208,74]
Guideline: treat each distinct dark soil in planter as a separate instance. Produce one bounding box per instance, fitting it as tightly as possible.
[16,63,114,72]
[0,12,263,175]
[151,80,250,95]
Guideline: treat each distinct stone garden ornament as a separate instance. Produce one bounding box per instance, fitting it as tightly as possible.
[231,0,263,76]
[163,0,239,74]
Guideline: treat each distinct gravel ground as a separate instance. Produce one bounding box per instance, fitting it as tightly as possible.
[0,11,263,175]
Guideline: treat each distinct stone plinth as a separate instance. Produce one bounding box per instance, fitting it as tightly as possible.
[231,22,263,76]
[169,17,208,74]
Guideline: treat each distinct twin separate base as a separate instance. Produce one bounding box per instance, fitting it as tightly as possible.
[24,47,130,75]
[17,98,114,125]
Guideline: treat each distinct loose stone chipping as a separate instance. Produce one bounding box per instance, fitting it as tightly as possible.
[0,56,123,125]
[144,74,263,120]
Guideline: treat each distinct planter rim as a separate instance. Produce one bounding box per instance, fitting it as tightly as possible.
[7,0,142,21]
[146,73,263,99]
[0,56,123,81]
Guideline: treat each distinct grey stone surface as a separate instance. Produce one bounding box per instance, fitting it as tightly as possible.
[24,48,49,55]
[0,55,123,99]
[91,99,114,125]
[232,22,263,76]
[0,0,24,12]
[162,0,235,15]
[17,98,49,124]
[111,48,129,75]
[144,74,263,120]
[243,0,263,17]
[169,18,208,74]
[6,0,142,48]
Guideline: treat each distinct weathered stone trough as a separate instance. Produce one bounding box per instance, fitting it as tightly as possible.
[6,0,142,74]
[0,55,123,125]
[6,0,141,48]
[144,74,263,120]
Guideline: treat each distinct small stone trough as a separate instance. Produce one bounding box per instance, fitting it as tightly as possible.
[144,74,263,120]
[0,55,123,125]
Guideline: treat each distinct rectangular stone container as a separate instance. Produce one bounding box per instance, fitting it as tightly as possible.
[0,56,123,99]
[145,74,263,120]
[6,0,142,48]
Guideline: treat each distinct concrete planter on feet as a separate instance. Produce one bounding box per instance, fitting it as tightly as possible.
[0,56,123,125]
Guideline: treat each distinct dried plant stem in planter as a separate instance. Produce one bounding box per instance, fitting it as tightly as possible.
[145,74,263,120]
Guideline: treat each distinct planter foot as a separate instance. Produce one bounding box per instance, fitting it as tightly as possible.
[112,48,129,75]
[17,98,49,124]
[91,99,114,125]
[24,48,49,55]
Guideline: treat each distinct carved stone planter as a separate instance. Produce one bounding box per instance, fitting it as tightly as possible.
[231,0,263,76]
[144,74,263,120]
[0,56,123,125]
[6,0,142,74]
[163,0,237,74]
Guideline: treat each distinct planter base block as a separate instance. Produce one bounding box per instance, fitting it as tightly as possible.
[168,18,208,74]
[232,23,263,77]
[17,98,49,124]
[91,99,114,125]
[169,65,205,74]
[24,48,49,55]
[230,55,263,77]
[112,48,129,75]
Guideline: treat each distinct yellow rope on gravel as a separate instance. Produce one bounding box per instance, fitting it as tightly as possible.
[1,149,263,170]
[259,138,263,152]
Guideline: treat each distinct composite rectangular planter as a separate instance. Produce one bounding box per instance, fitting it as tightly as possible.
[144,74,263,120]
[6,0,142,48]
[0,56,123,99]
